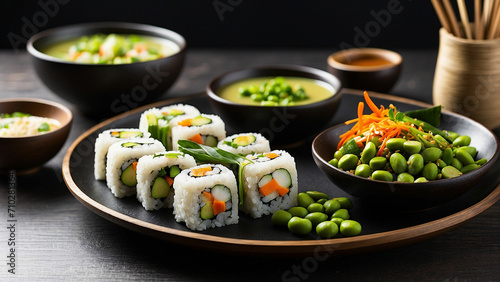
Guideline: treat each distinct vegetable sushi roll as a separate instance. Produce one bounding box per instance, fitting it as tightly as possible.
[94,128,150,180]
[138,104,200,149]
[240,151,298,218]
[170,114,226,151]
[217,132,270,155]
[106,138,165,198]
[173,164,238,231]
[136,151,197,210]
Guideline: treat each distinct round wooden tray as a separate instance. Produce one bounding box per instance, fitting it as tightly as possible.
[62,91,500,256]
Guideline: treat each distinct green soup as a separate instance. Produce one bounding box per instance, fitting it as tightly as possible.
[217,77,335,106]
[42,34,179,64]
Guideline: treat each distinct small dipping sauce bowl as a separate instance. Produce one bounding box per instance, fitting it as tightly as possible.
[327,48,402,93]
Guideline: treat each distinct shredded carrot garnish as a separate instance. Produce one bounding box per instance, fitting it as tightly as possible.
[337,92,410,156]
[190,133,204,144]
[192,166,212,177]
[178,119,192,126]
[265,152,279,159]
[212,200,226,216]
[132,161,138,171]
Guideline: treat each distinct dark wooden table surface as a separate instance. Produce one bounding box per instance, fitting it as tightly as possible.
[1,49,499,281]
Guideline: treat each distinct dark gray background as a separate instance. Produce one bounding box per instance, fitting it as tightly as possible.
[1,0,470,50]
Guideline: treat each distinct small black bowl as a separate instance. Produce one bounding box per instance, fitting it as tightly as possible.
[27,22,186,117]
[312,112,499,210]
[207,65,343,147]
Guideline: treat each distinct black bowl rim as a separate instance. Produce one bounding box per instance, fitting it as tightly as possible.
[327,47,403,72]
[26,21,186,66]
[312,110,500,186]
[206,65,343,110]
[0,97,73,139]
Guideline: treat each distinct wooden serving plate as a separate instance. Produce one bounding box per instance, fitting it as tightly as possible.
[62,91,500,256]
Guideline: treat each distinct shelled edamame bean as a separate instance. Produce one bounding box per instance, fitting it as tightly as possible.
[329,133,486,183]
[272,191,362,238]
[238,76,309,106]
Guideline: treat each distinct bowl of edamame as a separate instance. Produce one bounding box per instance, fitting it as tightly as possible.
[206,65,342,146]
[311,93,500,209]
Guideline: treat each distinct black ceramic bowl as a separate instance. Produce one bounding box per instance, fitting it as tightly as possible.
[327,48,402,93]
[312,112,499,210]
[27,22,186,117]
[207,65,343,147]
[0,98,72,174]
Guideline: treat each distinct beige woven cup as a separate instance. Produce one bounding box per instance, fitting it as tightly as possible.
[433,28,500,129]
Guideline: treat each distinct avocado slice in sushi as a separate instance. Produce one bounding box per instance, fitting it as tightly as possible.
[169,165,181,178]
[201,202,214,219]
[151,177,170,199]
[111,130,143,138]
[190,116,212,126]
[121,142,140,148]
[233,135,256,147]
[121,164,137,187]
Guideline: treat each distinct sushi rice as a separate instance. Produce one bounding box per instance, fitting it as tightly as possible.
[173,164,238,231]
[217,132,270,155]
[170,114,226,151]
[105,138,165,198]
[94,128,150,180]
[136,151,197,210]
[240,150,298,218]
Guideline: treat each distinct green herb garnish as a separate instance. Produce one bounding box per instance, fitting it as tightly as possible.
[37,122,50,132]
[177,140,252,205]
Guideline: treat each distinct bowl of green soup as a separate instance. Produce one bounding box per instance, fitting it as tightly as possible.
[207,65,343,146]
[27,22,186,117]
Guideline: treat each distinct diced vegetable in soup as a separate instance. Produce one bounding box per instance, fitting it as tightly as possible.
[217,76,335,106]
[43,34,180,64]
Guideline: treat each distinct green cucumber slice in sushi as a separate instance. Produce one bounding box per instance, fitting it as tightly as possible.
[121,164,137,186]
[233,134,256,147]
[146,113,158,139]
[201,202,214,219]
[116,130,143,138]
[151,177,170,199]
[211,185,231,202]
[258,174,273,187]
[190,116,212,126]
[204,135,218,147]
[169,165,181,178]
[121,142,140,148]
[272,169,292,188]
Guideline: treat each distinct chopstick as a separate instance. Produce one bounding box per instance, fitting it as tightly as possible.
[475,0,484,39]
[431,0,453,34]
[457,0,473,39]
[431,0,500,40]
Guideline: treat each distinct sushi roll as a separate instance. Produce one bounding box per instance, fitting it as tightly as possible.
[240,151,298,218]
[173,164,238,231]
[94,128,150,180]
[217,132,271,155]
[170,114,226,151]
[138,104,200,149]
[136,151,197,210]
[105,138,165,198]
